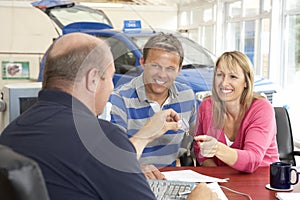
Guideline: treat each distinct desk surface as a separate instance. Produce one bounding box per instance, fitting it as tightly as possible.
[161,166,300,200]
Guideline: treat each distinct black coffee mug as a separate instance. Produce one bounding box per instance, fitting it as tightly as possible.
[270,162,299,189]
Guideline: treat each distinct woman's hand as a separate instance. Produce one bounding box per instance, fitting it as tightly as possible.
[195,135,238,166]
[194,135,219,157]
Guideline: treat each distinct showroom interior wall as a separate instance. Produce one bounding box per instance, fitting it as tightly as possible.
[81,2,178,31]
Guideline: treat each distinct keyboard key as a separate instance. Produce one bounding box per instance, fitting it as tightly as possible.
[148,179,195,200]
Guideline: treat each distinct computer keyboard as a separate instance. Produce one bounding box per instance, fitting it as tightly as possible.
[147,179,195,200]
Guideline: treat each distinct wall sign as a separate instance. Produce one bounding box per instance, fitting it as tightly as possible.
[2,61,30,80]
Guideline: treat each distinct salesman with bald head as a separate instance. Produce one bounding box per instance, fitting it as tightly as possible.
[0,33,217,200]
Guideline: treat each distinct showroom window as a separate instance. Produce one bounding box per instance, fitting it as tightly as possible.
[284,1,300,88]
[177,0,300,149]
[282,0,300,143]
[178,3,216,53]
[224,0,271,79]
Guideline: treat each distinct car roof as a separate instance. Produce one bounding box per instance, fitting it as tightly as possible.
[32,0,74,9]
[62,22,179,37]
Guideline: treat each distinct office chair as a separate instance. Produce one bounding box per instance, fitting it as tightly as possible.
[0,145,50,200]
[274,107,300,166]
[178,134,196,166]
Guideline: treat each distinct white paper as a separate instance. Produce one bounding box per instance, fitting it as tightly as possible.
[162,169,228,183]
[276,192,300,200]
[207,182,228,200]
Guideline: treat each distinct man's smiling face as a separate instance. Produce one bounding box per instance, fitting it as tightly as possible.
[141,48,181,100]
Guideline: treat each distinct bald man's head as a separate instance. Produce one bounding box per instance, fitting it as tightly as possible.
[42,33,113,89]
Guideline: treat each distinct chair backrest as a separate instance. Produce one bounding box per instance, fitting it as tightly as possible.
[274,107,296,166]
[0,145,50,200]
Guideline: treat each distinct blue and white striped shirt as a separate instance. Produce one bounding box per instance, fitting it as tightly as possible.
[109,74,196,167]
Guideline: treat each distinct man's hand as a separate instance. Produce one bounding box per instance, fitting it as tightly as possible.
[187,183,218,200]
[141,164,166,180]
[130,109,180,159]
[137,109,180,141]
[194,135,218,157]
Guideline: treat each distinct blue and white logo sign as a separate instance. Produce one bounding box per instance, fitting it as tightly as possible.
[123,20,142,32]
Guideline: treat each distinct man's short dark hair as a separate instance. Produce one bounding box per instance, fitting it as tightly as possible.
[143,33,184,67]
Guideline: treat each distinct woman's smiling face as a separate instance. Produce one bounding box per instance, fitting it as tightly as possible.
[214,61,246,103]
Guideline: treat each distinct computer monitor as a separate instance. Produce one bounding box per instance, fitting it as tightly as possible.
[0,82,42,132]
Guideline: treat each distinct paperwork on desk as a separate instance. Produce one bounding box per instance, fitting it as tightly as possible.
[162,169,228,183]
[207,182,228,200]
[276,192,300,200]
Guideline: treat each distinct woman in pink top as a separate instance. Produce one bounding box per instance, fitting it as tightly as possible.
[194,51,279,173]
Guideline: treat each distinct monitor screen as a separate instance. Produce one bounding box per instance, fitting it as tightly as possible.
[0,82,42,132]
[19,97,38,114]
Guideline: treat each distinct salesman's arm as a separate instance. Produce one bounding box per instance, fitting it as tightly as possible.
[129,109,180,180]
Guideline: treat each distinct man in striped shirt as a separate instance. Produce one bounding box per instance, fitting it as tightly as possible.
[109,33,196,179]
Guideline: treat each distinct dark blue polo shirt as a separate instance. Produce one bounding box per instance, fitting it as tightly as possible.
[0,89,156,200]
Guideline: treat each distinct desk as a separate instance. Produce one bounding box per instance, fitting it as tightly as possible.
[161,166,300,200]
